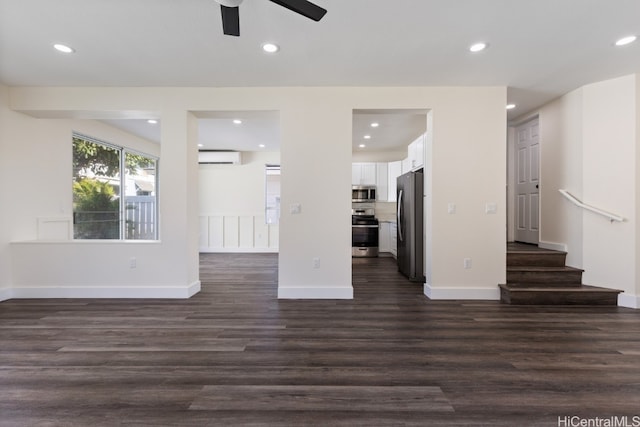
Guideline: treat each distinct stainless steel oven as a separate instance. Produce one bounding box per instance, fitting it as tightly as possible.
[352,208,379,257]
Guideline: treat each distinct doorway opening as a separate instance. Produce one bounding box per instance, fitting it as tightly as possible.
[350,109,428,297]
[195,110,281,258]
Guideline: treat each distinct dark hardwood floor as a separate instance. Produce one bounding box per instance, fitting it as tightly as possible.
[1,253,640,426]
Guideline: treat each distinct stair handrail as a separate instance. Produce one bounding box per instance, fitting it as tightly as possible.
[558,189,625,223]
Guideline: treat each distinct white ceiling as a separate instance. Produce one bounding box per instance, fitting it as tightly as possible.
[2,0,639,151]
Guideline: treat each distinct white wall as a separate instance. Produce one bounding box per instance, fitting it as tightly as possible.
[531,74,640,308]
[425,89,506,299]
[278,92,354,298]
[199,151,280,252]
[5,85,507,301]
[582,75,637,305]
[538,88,584,266]
[636,74,640,304]
[352,150,406,163]
[5,99,199,298]
[199,151,280,214]
[0,85,12,300]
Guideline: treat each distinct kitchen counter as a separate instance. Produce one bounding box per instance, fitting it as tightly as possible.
[377,217,396,224]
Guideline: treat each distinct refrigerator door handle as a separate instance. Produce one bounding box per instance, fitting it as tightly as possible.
[397,189,404,242]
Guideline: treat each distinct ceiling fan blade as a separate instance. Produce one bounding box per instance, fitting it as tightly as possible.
[220,5,240,36]
[268,0,327,21]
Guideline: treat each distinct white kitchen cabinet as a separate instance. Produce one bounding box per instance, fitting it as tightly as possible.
[379,221,398,257]
[407,133,425,171]
[352,163,377,186]
[379,222,391,253]
[401,157,411,174]
[375,162,388,201]
[390,222,398,258]
[387,161,402,202]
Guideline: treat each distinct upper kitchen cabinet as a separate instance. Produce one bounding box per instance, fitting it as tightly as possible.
[352,163,377,186]
[376,162,388,201]
[352,162,392,201]
[387,160,402,202]
[407,133,425,171]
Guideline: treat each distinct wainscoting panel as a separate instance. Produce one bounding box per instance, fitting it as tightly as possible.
[223,216,239,248]
[239,216,254,248]
[200,214,278,253]
[208,216,224,248]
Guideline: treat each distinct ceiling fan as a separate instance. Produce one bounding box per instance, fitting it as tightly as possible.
[214,0,327,37]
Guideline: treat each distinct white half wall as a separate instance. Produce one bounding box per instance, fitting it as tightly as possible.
[11,241,200,298]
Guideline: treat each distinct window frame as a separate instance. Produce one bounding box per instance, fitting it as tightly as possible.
[72,132,159,241]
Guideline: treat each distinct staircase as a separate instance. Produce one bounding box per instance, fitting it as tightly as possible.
[499,243,622,305]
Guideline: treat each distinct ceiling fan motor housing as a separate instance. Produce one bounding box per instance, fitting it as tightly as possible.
[215,0,244,7]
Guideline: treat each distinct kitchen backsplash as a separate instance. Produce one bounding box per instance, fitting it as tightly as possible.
[375,201,396,223]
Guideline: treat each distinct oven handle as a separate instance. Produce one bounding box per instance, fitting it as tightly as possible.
[352,225,379,228]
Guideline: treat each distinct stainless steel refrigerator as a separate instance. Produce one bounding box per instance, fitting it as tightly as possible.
[396,170,425,282]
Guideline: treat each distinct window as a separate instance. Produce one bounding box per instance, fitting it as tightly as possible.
[265,164,280,225]
[72,133,158,240]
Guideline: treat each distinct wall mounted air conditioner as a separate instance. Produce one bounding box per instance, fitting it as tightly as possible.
[198,150,242,165]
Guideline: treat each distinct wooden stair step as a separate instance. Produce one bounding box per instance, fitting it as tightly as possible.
[507,250,567,267]
[499,284,622,305]
[507,266,584,284]
[505,282,582,289]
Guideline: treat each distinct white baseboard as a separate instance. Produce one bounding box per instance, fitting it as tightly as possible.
[200,247,278,254]
[10,281,201,299]
[0,287,12,302]
[618,293,640,309]
[424,283,500,300]
[538,240,568,252]
[278,286,353,299]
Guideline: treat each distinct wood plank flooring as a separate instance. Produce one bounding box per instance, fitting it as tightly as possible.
[1,253,640,426]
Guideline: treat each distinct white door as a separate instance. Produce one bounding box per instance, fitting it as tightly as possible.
[515,118,540,244]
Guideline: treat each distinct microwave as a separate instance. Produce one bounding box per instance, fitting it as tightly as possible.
[352,185,376,202]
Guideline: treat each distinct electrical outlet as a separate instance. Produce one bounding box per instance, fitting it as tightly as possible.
[129,257,137,268]
[312,257,320,269]
[463,258,472,269]
[447,203,456,214]
[485,202,497,214]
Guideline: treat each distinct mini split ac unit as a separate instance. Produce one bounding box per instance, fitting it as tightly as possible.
[198,150,242,165]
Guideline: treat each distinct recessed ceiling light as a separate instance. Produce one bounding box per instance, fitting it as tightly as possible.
[370,122,379,128]
[469,42,487,52]
[53,43,75,54]
[506,104,516,110]
[233,119,242,124]
[259,144,265,148]
[198,144,204,148]
[147,119,158,124]
[363,135,371,140]
[359,144,366,148]
[615,35,637,46]
[262,43,279,53]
